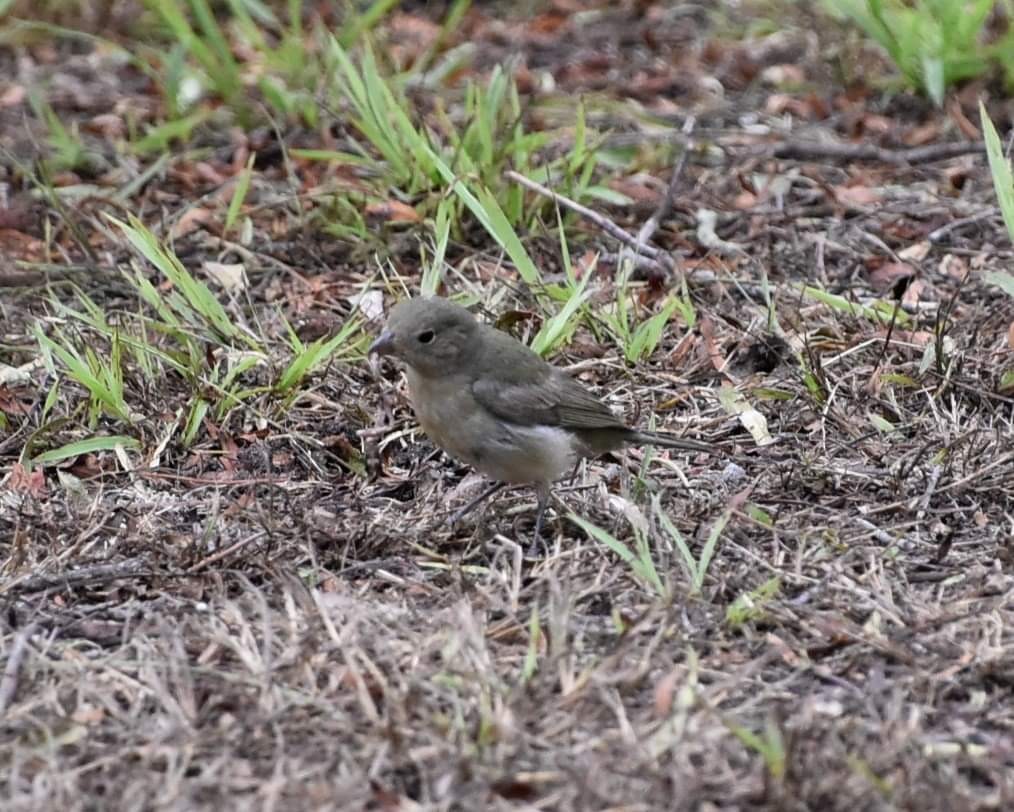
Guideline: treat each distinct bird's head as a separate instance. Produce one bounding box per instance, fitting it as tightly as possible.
[369,297,481,377]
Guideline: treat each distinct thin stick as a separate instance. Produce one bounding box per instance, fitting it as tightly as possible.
[8,559,147,595]
[635,115,696,248]
[0,623,40,715]
[187,530,269,573]
[504,170,666,262]
[770,140,984,166]
[928,208,998,244]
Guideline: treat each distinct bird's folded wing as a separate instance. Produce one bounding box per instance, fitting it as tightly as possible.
[471,374,625,430]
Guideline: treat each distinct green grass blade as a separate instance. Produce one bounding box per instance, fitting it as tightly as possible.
[36,330,132,422]
[183,398,210,446]
[980,101,1014,243]
[569,513,665,597]
[424,144,541,286]
[654,495,705,593]
[225,152,256,233]
[112,215,255,346]
[337,0,400,47]
[530,283,590,356]
[33,435,140,466]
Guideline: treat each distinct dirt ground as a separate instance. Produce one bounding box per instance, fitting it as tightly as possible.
[2,2,1014,810]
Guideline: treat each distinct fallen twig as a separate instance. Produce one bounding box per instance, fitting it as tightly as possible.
[769,139,984,166]
[853,516,918,550]
[635,116,696,249]
[928,208,999,244]
[0,622,40,715]
[5,559,148,596]
[915,464,944,519]
[187,530,269,573]
[504,170,670,265]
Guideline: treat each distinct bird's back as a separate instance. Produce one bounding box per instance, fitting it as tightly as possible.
[469,324,628,436]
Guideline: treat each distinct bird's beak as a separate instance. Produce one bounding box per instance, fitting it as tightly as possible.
[369,329,396,356]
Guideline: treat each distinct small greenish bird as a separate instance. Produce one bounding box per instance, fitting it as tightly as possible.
[369,296,712,542]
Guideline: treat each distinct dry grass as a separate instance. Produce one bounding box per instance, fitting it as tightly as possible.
[4,2,1014,810]
[4,276,1013,808]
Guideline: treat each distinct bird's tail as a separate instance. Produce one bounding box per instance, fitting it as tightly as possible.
[627,430,713,454]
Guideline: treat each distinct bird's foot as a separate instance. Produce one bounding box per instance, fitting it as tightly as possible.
[526,519,546,558]
[525,484,552,558]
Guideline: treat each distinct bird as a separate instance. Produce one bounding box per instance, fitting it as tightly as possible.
[369,296,713,546]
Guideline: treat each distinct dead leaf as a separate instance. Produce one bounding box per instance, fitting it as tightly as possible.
[695,209,744,256]
[0,385,31,415]
[667,331,697,368]
[171,207,214,239]
[0,359,43,385]
[732,190,758,209]
[848,112,893,137]
[766,633,804,667]
[529,10,569,35]
[1,84,26,107]
[512,63,537,94]
[294,317,334,342]
[625,70,679,101]
[1008,322,1014,351]
[938,254,969,282]
[494,308,535,332]
[834,185,881,207]
[203,261,247,292]
[220,434,240,473]
[350,289,385,323]
[6,463,46,497]
[898,241,930,262]
[761,65,806,87]
[365,200,421,224]
[865,262,915,295]
[864,365,884,397]
[369,782,408,812]
[86,113,126,140]
[901,278,928,308]
[67,454,106,479]
[193,161,228,186]
[729,484,755,511]
[942,162,974,191]
[231,143,250,174]
[51,172,81,187]
[697,317,727,373]
[609,175,663,205]
[389,12,441,41]
[271,450,294,468]
[764,91,828,119]
[223,491,255,520]
[764,92,794,114]
[388,12,442,65]
[0,197,39,232]
[71,704,106,725]
[947,98,980,140]
[904,330,934,346]
[876,328,933,346]
[653,668,680,717]
[902,121,941,147]
[717,386,775,446]
[572,250,599,280]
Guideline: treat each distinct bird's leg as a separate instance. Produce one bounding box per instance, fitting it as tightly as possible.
[447,480,506,527]
[528,482,552,557]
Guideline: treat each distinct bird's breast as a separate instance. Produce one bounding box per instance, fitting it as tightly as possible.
[404,368,578,485]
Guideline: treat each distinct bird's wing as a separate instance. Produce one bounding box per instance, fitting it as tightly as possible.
[471,370,625,430]
[468,325,626,430]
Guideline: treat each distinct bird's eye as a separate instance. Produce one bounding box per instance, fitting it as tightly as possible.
[417,329,435,344]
